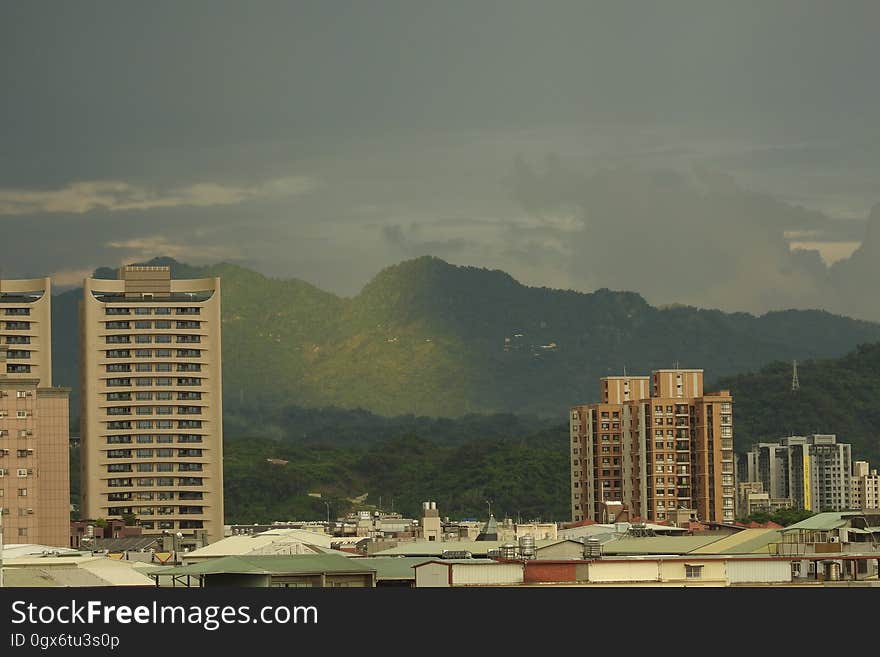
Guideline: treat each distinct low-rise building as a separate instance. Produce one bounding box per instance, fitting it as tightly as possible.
[180,528,339,564]
[413,559,523,587]
[852,461,880,510]
[150,554,376,588]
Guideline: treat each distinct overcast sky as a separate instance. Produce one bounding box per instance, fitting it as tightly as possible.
[3,1,880,320]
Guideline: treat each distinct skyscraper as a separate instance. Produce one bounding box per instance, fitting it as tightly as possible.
[570,369,734,524]
[80,266,224,545]
[0,278,70,547]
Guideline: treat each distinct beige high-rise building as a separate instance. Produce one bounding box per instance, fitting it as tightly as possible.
[1,278,52,384]
[80,266,224,544]
[1,278,70,547]
[570,369,735,524]
[851,460,880,510]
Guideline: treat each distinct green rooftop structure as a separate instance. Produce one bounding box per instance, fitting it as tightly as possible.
[150,553,377,588]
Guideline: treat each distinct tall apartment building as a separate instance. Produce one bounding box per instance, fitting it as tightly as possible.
[851,460,880,510]
[0,278,70,547]
[80,266,224,544]
[570,369,735,524]
[741,435,852,512]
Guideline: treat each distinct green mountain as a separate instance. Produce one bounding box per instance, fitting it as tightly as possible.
[70,413,570,523]
[716,342,880,466]
[52,255,880,420]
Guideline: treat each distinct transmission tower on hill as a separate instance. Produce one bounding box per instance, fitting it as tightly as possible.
[791,360,800,392]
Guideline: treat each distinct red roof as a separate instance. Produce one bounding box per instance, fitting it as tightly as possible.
[565,519,596,528]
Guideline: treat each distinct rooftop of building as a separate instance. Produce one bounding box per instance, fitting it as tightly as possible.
[2,554,158,587]
[689,529,782,555]
[780,511,865,532]
[182,528,335,559]
[152,553,374,578]
[372,538,564,557]
[1,544,88,559]
[601,535,723,555]
[354,557,435,580]
[85,536,161,553]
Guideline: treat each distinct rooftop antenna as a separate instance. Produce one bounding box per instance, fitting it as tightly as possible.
[623,364,627,376]
[791,360,800,392]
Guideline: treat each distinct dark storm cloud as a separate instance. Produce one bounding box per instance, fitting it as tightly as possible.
[381,225,468,258]
[1,2,879,316]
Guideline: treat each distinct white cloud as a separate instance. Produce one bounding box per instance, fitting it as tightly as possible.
[789,241,862,266]
[0,176,316,216]
[47,267,96,288]
[104,237,243,263]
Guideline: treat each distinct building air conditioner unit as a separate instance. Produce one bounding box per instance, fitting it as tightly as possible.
[829,536,839,543]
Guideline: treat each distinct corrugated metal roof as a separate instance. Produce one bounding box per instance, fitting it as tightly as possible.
[602,535,722,555]
[2,569,62,587]
[690,529,782,555]
[79,560,157,586]
[2,558,156,587]
[780,513,855,532]
[89,536,160,552]
[182,529,334,559]
[152,553,376,577]
[413,559,502,566]
[1,544,87,559]
[355,557,433,579]
[372,540,505,556]
[372,539,561,557]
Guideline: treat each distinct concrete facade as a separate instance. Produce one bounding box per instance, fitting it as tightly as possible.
[571,369,734,524]
[80,266,224,544]
[741,435,853,512]
[852,461,880,510]
[0,279,70,548]
[0,278,52,386]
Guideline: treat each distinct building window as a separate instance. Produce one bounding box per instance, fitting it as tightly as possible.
[18,488,27,496]
[684,564,703,579]
[18,527,27,537]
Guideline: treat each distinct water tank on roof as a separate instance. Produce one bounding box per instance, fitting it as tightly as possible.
[583,537,602,559]
[500,543,518,559]
[519,535,536,560]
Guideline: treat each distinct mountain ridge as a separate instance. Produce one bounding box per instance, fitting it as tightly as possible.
[50,255,880,419]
